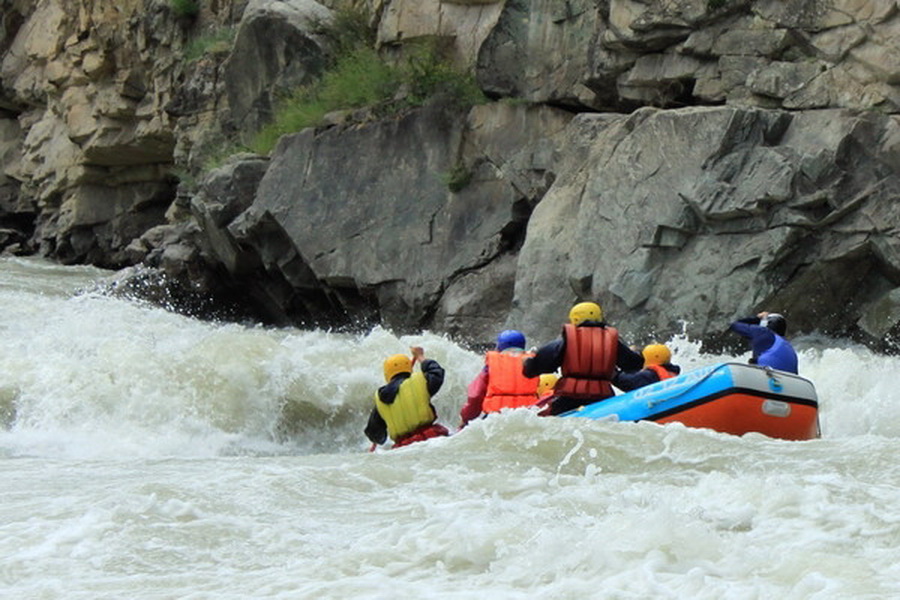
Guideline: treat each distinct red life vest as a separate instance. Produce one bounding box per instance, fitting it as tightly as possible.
[483,350,539,413]
[555,324,617,400]
[646,364,675,381]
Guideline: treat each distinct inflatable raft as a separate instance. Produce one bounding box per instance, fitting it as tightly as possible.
[561,362,820,440]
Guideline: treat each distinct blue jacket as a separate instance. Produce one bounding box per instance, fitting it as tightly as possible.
[729,318,798,373]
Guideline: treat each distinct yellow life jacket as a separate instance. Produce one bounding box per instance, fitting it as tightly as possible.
[374,371,435,441]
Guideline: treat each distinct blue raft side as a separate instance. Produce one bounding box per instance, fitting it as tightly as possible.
[560,363,737,422]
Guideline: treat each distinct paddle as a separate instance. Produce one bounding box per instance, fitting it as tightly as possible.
[369,352,419,452]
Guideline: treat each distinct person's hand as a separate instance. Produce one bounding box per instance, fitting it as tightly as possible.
[410,346,425,361]
[757,311,769,319]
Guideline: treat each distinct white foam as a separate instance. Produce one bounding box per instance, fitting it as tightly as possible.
[4,258,900,598]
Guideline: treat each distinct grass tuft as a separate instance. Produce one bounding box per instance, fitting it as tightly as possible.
[249,42,486,155]
[184,27,235,63]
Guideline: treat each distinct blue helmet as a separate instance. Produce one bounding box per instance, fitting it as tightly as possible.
[496,329,526,351]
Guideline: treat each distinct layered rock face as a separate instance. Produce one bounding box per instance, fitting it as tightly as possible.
[198,102,570,339]
[1,0,184,265]
[510,106,900,346]
[390,0,900,112]
[201,103,900,349]
[2,0,900,350]
[0,0,321,266]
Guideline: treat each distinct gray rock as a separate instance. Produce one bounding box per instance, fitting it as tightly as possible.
[858,287,900,340]
[747,60,827,99]
[192,155,269,277]
[509,106,900,347]
[210,102,572,332]
[476,0,603,107]
[223,0,331,135]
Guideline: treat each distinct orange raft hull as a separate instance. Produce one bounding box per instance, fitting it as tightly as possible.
[562,362,820,441]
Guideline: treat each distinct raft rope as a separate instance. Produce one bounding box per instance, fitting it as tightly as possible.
[645,363,730,408]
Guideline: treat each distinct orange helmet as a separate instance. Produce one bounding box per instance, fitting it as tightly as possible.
[642,344,671,367]
[382,354,412,382]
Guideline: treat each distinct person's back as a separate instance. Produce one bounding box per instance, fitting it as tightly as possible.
[365,347,449,448]
[483,348,539,412]
[613,343,681,392]
[729,312,798,373]
[460,330,539,427]
[523,302,643,415]
[613,344,681,392]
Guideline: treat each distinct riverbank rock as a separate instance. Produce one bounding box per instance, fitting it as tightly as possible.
[510,105,900,349]
[3,0,900,352]
[191,102,900,350]
[201,101,572,339]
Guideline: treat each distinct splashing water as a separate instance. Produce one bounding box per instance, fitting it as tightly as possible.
[2,256,900,599]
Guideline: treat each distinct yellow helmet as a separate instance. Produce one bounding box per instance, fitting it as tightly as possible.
[537,373,559,396]
[569,302,603,325]
[642,344,671,367]
[382,354,412,382]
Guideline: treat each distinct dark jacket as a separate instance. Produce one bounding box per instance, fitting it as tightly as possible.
[364,359,445,445]
[729,317,798,374]
[613,363,681,392]
[523,321,643,414]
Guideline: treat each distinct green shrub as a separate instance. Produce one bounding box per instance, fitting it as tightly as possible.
[247,12,486,156]
[316,5,376,56]
[319,47,399,108]
[170,0,199,18]
[402,44,485,109]
[249,88,328,154]
[442,162,473,193]
[247,48,398,154]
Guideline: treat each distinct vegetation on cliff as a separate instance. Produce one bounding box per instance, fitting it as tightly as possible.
[184,26,235,63]
[248,8,486,156]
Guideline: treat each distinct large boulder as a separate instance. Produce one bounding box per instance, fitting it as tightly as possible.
[476,0,606,108]
[222,0,332,135]
[191,154,270,278]
[211,101,572,337]
[509,106,900,349]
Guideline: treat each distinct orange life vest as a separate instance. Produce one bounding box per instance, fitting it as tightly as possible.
[483,350,539,412]
[555,324,617,400]
[646,364,675,382]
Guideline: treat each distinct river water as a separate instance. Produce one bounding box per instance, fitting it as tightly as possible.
[1,256,899,599]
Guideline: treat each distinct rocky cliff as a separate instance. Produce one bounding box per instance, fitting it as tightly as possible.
[2,0,900,351]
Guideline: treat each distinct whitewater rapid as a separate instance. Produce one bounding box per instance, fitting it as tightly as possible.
[2,256,900,599]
